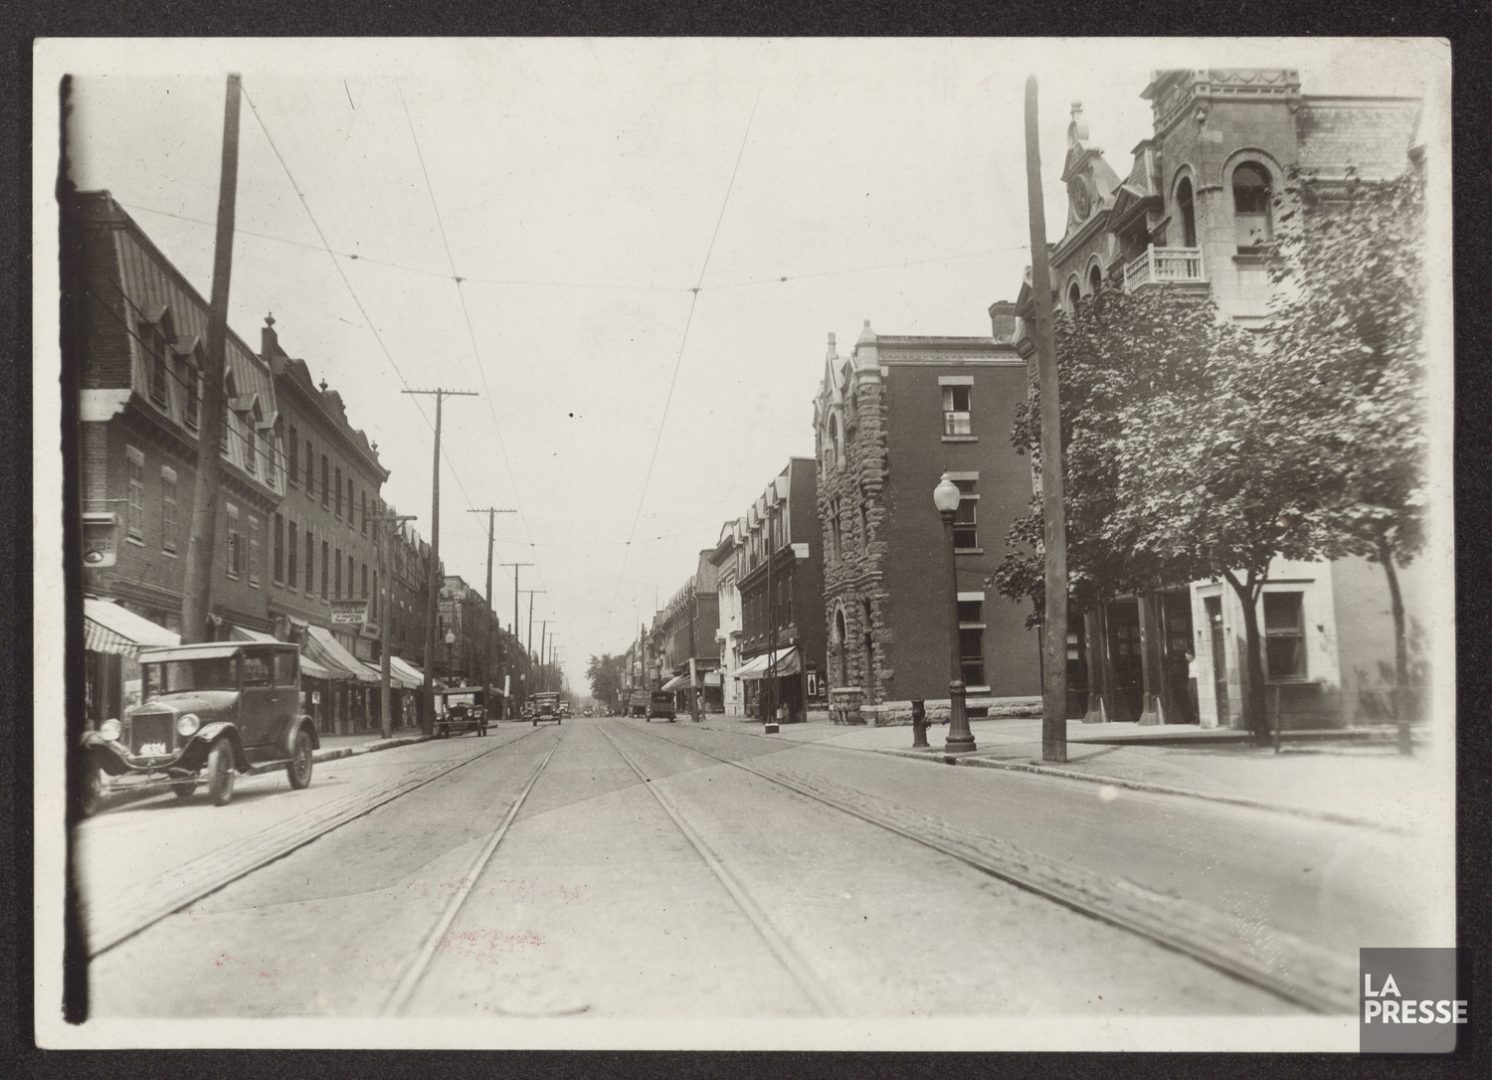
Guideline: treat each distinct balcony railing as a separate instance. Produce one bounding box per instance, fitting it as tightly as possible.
[1123,245,1205,291]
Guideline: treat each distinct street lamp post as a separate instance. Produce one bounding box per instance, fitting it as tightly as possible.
[444,628,456,684]
[934,473,976,753]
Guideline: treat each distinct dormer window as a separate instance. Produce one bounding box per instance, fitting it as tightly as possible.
[179,354,200,429]
[144,326,169,407]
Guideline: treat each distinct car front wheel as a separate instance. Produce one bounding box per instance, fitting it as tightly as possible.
[206,740,236,806]
[287,728,314,790]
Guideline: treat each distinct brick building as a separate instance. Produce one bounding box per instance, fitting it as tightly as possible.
[70,192,286,641]
[812,321,1041,725]
[1010,68,1426,730]
[654,553,722,715]
[731,459,827,723]
[258,316,390,731]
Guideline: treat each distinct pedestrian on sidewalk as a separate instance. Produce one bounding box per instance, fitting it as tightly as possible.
[1185,649,1201,725]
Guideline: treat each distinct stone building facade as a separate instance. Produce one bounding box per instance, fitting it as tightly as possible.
[710,521,744,715]
[812,321,1041,725]
[1010,68,1427,731]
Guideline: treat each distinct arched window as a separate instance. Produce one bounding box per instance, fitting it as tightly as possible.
[1232,162,1273,249]
[834,608,848,687]
[1176,175,1197,247]
[829,414,842,468]
[1088,264,1102,295]
[1067,280,1081,311]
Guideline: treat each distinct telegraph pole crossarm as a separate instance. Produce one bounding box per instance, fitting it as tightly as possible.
[372,513,417,739]
[401,387,478,735]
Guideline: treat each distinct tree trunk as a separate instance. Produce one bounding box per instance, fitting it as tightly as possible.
[1224,569,1270,744]
[1378,539,1412,755]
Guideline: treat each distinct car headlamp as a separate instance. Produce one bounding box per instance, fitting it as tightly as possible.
[176,713,202,737]
[99,718,121,741]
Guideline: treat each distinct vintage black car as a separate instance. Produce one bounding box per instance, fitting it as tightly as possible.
[645,690,677,722]
[434,686,490,738]
[531,692,562,726]
[78,641,320,815]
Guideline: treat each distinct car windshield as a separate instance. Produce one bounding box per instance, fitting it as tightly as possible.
[147,657,237,695]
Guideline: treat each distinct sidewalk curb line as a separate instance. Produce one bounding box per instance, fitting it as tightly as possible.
[312,735,432,764]
[875,746,1402,833]
[691,720,1401,834]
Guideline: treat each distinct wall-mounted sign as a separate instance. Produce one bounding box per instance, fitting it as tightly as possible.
[82,511,118,568]
[330,599,368,626]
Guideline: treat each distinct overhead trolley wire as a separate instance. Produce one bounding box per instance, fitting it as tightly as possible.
[600,83,763,647]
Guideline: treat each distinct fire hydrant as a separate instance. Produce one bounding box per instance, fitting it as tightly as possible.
[910,698,930,748]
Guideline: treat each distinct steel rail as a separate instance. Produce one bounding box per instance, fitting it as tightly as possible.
[87,730,541,960]
[625,720,1357,1015]
[381,730,567,1016]
[593,721,845,1018]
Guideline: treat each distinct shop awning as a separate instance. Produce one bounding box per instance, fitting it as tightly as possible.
[735,646,800,680]
[660,672,690,691]
[232,626,335,682]
[305,625,379,684]
[84,600,180,657]
[364,661,421,690]
[390,656,426,687]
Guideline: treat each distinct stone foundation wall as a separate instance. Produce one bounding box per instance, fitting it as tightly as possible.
[861,695,1043,726]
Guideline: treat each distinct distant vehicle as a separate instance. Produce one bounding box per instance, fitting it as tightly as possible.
[77,641,319,814]
[583,706,594,717]
[645,690,677,722]
[558,700,572,717]
[433,686,489,738]
[532,691,562,726]
[627,689,649,717]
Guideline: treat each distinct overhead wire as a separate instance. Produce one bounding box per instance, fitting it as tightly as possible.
[600,82,764,648]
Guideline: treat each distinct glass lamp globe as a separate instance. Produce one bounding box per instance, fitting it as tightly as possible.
[932,472,962,514]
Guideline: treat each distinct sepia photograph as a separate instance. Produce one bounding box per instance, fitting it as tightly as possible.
[32,36,1456,1052]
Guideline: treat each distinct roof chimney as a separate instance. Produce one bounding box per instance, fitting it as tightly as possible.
[261,313,279,358]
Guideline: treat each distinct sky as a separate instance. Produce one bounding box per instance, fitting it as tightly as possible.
[40,37,1446,691]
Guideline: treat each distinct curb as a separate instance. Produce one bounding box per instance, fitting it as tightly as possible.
[312,734,432,764]
[874,746,1401,833]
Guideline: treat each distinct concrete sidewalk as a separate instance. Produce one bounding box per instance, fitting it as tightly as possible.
[312,730,430,762]
[693,712,1449,833]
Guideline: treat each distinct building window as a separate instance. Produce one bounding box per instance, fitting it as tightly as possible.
[952,478,978,551]
[1088,264,1103,295]
[361,491,368,535]
[321,541,330,600]
[361,563,369,599]
[272,513,285,583]
[125,446,145,543]
[160,466,178,554]
[305,439,315,493]
[288,426,299,485]
[334,467,342,518]
[1264,592,1306,680]
[958,596,986,686]
[143,326,168,407]
[248,515,261,586]
[287,519,298,587]
[244,422,257,475]
[1233,162,1273,250]
[321,456,330,508]
[829,415,842,468]
[942,385,972,436]
[226,503,241,579]
[1067,280,1081,310]
[220,410,231,458]
[1176,175,1197,247]
[829,498,842,562]
[335,548,343,599]
[179,358,200,429]
[306,528,315,594]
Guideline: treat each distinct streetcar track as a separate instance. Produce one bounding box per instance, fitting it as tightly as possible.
[621,717,1357,1014]
[87,728,544,960]
[381,727,567,1016]
[594,721,846,1018]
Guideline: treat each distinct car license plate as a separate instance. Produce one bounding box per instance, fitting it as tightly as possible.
[139,741,167,756]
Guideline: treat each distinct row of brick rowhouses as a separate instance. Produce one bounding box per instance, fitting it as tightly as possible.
[630,67,1426,733]
[68,191,528,733]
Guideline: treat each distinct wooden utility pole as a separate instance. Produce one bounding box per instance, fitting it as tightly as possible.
[469,508,515,715]
[520,587,544,701]
[500,561,531,716]
[401,387,477,734]
[181,74,242,644]
[1024,76,1069,764]
[539,620,549,691]
[373,512,416,738]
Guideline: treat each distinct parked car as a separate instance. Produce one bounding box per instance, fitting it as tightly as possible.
[78,641,319,814]
[627,689,649,717]
[645,690,677,722]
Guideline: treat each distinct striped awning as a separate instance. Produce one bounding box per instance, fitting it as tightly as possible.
[660,672,690,691]
[305,625,379,684]
[390,655,427,687]
[84,599,179,658]
[736,646,800,680]
[364,661,421,690]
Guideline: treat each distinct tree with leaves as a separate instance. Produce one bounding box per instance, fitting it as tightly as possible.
[994,284,1344,742]
[1263,163,1429,749]
[586,653,626,710]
